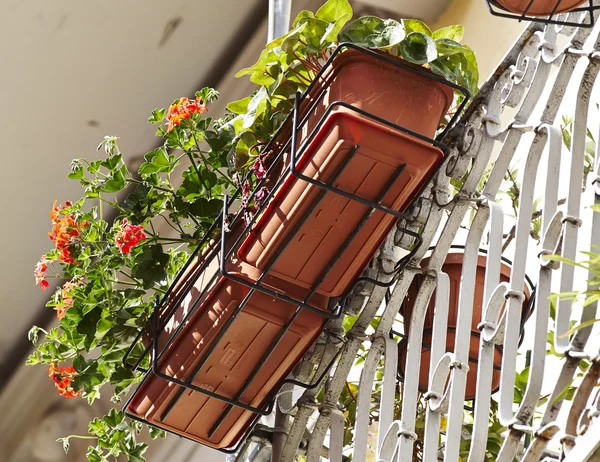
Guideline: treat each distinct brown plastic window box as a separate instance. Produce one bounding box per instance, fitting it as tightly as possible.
[127,226,330,450]
[238,109,446,298]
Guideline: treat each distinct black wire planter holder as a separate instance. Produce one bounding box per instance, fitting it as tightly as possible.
[122,43,470,453]
[486,0,600,27]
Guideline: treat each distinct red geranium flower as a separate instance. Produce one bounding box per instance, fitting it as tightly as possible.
[48,201,85,264]
[166,96,208,132]
[115,219,146,254]
[48,364,82,399]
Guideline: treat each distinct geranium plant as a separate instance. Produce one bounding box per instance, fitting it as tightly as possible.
[26,0,479,459]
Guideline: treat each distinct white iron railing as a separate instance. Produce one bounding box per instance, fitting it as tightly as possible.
[241,12,600,462]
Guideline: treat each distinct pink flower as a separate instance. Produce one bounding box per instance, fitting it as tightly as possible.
[34,256,55,291]
[251,158,267,180]
[254,186,269,208]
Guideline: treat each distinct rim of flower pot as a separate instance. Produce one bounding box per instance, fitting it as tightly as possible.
[421,244,536,297]
[489,0,588,16]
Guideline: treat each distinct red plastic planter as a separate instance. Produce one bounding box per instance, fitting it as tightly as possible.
[128,230,329,450]
[398,252,532,400]
[494,0,586,15]
[239,111,445,297]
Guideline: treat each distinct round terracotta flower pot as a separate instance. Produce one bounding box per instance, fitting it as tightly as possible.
[492,0,587,16]
[397,328,503,400]
[129,224,329,450]
[397,251,533,400]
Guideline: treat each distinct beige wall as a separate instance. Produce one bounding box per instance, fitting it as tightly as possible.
[434,0,527,83]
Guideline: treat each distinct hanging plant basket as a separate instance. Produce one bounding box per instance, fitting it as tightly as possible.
[237,44,467,298]
[486,0,600,27]
[124,221,333,451]
[397,250,535,400]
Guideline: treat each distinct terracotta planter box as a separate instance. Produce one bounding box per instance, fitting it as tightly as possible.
[492,0,586,15]
[299,48,455,140]
[398,252,532,400]
[239,111,445,297]
[128,228,329,450]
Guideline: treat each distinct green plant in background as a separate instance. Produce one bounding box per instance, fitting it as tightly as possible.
[547,208,600,334]
[26,0,479,460]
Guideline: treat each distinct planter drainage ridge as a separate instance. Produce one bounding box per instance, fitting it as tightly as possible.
[122,44,469,452]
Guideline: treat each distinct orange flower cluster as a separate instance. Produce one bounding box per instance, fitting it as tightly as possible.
[166,96,207,132]
[54,279,81,319]
[48,364,82,399]
[34,256,55,291]
[48,201,87,264]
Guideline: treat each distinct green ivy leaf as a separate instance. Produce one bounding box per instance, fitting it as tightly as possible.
[339,16,383,47]
[195,87,220,104]
[226,96,252,115]
[101,154,123,172]
[402,19,432,36]
[189,198,223,218]
[26,352,41,365]
[149,427,167,440]
[104,408,125,428]
[432,25,464,41]
[68,160,85,180]
[87,446,107,462]
[399,32,437,65]
[101,167,126,193]
[95,313,113,341]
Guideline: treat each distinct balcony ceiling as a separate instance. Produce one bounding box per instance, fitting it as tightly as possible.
[0,0,452,385]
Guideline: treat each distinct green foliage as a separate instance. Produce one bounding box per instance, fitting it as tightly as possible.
[561,114,597,190]
[339,17,478,96]
[58,409,149,461]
